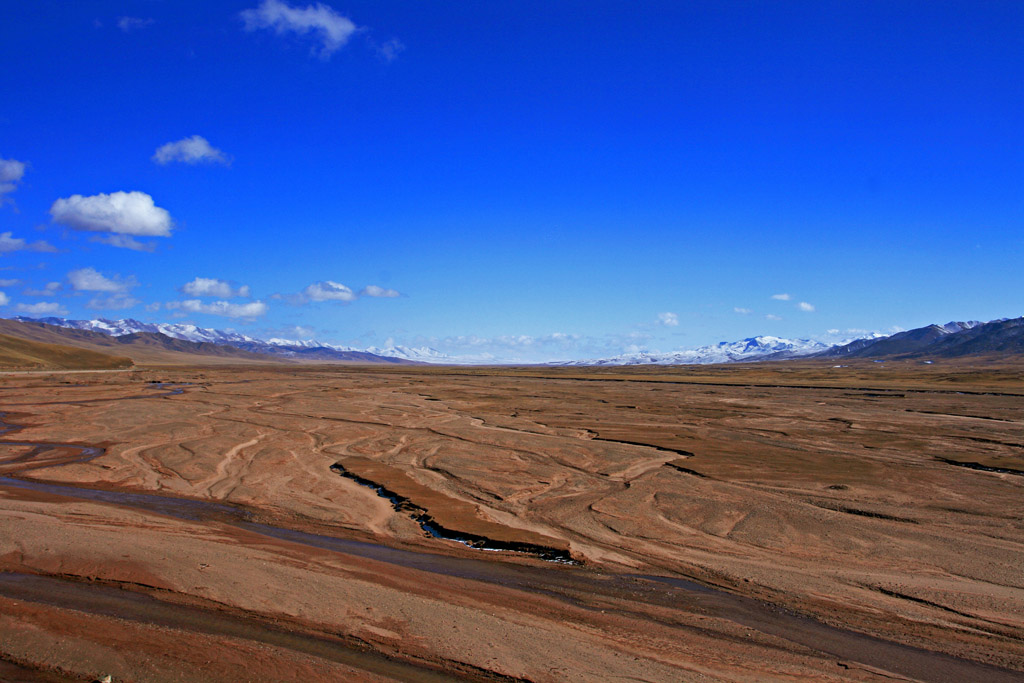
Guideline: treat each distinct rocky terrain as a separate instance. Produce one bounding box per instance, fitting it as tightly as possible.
[0,360,1022,681]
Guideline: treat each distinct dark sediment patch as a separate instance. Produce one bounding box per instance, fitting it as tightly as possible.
[935,457,1024,476]
[664,462,708,478]
[330,463,578,564]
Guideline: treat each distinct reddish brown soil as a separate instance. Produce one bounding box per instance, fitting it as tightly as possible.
[0,361,1022,681]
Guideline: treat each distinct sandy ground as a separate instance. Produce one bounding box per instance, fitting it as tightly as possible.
[0,362,1022,681]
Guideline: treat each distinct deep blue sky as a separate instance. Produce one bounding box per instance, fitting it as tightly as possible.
[1,1,1021,361]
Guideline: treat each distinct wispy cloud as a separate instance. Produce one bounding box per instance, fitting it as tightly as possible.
[241,0,359,59]
[0,231,57,254]
[360,285,401,298]
[0,157,27,206]
[765,313,782,321]
[181,277,251,298]
[374,37,405,62]
[733,307,752,314]
[0,292,8,306]
[24,282,60,296]
[0,278,20,287]
[657,312,679,327]
[89,234,157,252]
[797,301,815,312]
[771,293,791,301]
[152,135,230,166]
[50,191,173,244]
[117,17,154,33]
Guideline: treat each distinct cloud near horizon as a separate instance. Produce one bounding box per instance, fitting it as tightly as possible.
[181,277,251,298]
[14,301,68,317]
[67,267,136,293]
[169,299,269,319]
[241,0,359,59]
[798,301,815,312]
[152,135,230,166]
[50,191,173,242]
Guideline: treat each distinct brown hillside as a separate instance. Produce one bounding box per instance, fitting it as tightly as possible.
[0,318,284,366]
[0,332,133,370]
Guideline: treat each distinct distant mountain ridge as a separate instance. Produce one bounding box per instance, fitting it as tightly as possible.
[552,335,834,366]
[8,315,1023,366]
[819,318,1024,359]
[11,316,434,364]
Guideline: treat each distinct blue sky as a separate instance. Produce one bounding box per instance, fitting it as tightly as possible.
[1,1,1021,361]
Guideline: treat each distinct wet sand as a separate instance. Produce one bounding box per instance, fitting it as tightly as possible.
[1,362,1022,681]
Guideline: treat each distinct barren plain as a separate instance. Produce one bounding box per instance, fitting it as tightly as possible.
[1,360,1023,682]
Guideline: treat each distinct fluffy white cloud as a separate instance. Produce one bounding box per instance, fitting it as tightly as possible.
[152,135,230,166]
[0,231,57,254]
[0,292,9,306]
[771,293,791,301]
[797,301,815,312]
[0,157,27,204]
[733,307,753,314]
[50,191,173,237]
[765,313,783,321]
[657,312,679,327]
[15,301,68,316]
[173,299,269,319]
[241,0,358,58]
[304,280,357,302]
[181,277,251,298]
[67,267,135,293]
[360,285,400,298]
[118,16,154,32]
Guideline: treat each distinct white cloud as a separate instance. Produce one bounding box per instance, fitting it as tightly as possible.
[50,191,173,237]
[67,267,135,293]
[145,302,161,312]
[152,135,230,166]
[0,231,57,254]
[173,299,269,319]
[89,234,157,252]
[657,312,679,327]
[118,16,154,32]
[765,314,782,321]
[360,284,400,298]
[304,280,357,302]
[0,157,27,204]
[797,301,815,312]
[771,293,791,301]
[15,301,68,316]
[241,0,358,58]
[24,282,61,296]
[733,307,753,314]
[181,277,251,298]
[0,278,19,287]
[0,292,8,306]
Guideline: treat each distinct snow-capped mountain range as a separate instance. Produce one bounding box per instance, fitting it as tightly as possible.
[550,335,836,366]
[22,315,991,365]
[13,316,449,364]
